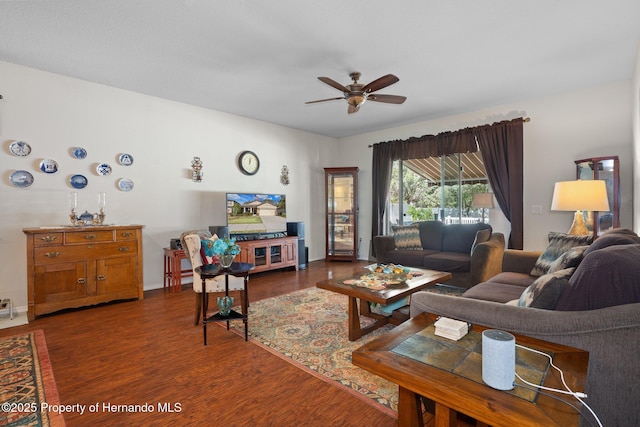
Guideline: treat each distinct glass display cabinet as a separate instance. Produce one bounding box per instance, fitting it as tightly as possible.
[325,167,358,261]
[575,156,620,235]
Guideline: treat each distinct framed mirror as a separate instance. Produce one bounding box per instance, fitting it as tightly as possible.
[575,156,619,235]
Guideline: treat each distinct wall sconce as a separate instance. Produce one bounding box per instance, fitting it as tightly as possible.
[191,157,203,182]
[280,165,290,185]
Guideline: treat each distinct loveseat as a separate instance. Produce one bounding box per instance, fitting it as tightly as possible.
[409,229,640,427]
[373,221,505,288]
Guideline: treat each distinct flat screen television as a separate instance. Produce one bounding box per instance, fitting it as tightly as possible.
[226,193,287,236]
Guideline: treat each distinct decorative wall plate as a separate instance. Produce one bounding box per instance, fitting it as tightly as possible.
[9,141,32,157]
[72,147,87,159]
[39,159,59,174]
[118,178,134,192]
[10,170,34,188]
[118,153,133,166]
[70,174,88,189]
[96,163,112,176]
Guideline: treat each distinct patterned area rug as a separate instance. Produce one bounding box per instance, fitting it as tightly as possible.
[228,285,464,415]
[0,330,65,426]
[230,287,399,415]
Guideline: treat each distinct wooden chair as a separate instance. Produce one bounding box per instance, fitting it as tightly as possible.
[180,230,246,325]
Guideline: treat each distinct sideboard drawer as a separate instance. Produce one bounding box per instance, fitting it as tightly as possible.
[32,232,64,246]
[116,229,138,241]
[34,241,138,264]
[65,230,114,244]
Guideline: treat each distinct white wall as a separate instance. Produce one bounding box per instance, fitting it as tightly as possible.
[339,80,634,255]
[0,61,337,312]
[1,60,636,317]
[633,41,640,230]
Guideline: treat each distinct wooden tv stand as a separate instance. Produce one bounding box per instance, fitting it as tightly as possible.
[235,236,298,273]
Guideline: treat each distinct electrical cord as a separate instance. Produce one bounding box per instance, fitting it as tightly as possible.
[513,383,596,427]
[514,344,603,427]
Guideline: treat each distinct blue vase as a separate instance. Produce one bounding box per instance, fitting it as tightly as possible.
[217,296,234,316]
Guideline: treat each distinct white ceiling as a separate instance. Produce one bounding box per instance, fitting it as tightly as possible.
[1,1,639,138]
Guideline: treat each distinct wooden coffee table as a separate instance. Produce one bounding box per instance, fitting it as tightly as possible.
[353,312,589,427]
[316,267,452,341]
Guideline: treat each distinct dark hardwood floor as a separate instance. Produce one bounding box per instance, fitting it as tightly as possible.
[1,260,398,427]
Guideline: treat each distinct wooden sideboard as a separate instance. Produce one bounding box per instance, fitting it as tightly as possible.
[23,225,144,321]
[235,236,298,274]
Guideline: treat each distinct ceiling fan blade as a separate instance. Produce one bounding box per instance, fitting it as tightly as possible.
[368,94,407,104]
[305,97,344,104]
[362,74,399,93]
[318,77,350,93]
[348,104,359,114]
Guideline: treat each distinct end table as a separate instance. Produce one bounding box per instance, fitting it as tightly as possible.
[195,262,254,345]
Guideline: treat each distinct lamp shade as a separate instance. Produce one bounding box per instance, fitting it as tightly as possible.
[472,193,495,209]
[551,180,610,212]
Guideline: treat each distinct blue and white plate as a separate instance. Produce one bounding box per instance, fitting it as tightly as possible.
[10,170,34,188]
[72,147,87,159]
[96,163,112,176]
[69,174,88,189]
[40,159,59,174]
[118,178,134,192]
[9,141,32,157]
[118,153,134,166]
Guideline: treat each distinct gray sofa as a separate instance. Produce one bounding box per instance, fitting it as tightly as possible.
[373,220,505,288]
[410,229,640,427]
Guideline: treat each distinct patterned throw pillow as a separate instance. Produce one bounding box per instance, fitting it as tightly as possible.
[547,245,588,273]
[392,224,422,250]
[518,267,575,309]
[530,232,594,276]
[199,235,219,265]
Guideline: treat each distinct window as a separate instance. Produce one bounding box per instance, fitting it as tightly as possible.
[388,151,491,228]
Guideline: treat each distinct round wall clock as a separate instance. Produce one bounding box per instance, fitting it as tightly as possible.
[238,150,260,175]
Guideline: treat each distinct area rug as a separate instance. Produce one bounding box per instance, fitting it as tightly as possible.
[230,287,399,416]
[0,330,65,426]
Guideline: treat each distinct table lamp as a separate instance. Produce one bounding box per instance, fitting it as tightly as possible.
[550,180,610,235]
[472,193,495,223]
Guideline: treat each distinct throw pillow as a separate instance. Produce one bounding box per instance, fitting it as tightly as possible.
[200,235,219,265]
[392,224,422,250]
[470,229,492,254]
[547,245,588,273]
[518,267,575,309]
[530,232,594,276]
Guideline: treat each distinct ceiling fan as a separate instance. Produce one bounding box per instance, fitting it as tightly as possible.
[305,72,406,114]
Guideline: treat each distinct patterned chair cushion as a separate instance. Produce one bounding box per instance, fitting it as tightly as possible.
[392,224,422,250]
[530,232,594,276]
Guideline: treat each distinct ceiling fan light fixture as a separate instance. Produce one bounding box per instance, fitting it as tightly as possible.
[347,93,367,108]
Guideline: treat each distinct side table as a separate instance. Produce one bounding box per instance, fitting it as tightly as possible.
[353,312,589,427]
[195,262,254,345]
[163,247,192,292]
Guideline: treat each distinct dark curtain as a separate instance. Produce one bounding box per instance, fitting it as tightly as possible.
[370,118,524,252]
[476,119,524,249]
[370,128,477,255]
[371,143,394,257]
